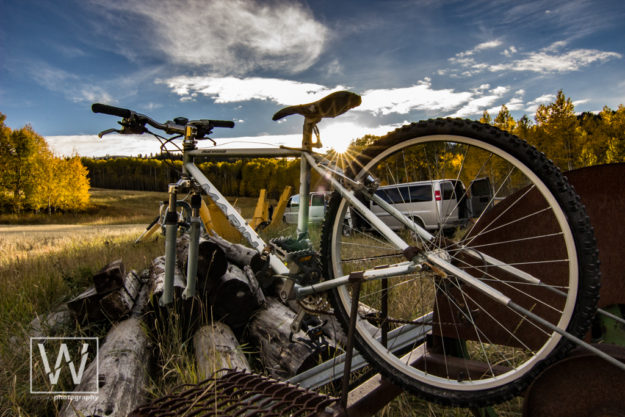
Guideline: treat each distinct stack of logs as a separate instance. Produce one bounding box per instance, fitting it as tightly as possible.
[34,234,344,417]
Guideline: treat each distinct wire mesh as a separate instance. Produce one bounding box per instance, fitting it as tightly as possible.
[130,368,343,417]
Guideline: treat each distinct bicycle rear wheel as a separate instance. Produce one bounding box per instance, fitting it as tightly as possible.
[320,118,599,406]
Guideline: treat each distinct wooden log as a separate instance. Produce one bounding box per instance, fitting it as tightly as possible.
[150,256,187,302]
[209,234,268,273]
[249,297,338,379]
[193,322,251,379]
[176,235,228,294]
[208,264,265,329]
[67,287,106,323]
[60,317,151,417]
[131,269,152,317]
[28,304,75,337]
[68,270,145,323]
[99,270,142,321]
[93,259,125,294]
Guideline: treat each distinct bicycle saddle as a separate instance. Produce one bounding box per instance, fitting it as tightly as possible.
[272,90,362,122]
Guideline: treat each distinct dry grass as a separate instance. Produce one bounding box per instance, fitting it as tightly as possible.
[0,189,168,416]
[0,188,265,416]
[0,187,524,416]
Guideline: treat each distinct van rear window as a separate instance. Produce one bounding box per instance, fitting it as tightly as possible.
[311,194,325,206]
[441,182,455,200]
[471,179,491,196]
[375,185,432,204]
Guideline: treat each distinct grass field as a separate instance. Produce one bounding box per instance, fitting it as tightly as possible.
[0,188,522,416]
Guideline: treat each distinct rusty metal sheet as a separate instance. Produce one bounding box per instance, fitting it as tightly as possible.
[522,344,625,417]
[565,163,625,308]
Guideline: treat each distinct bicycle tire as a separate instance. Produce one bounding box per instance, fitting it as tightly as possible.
[320,118,599,406]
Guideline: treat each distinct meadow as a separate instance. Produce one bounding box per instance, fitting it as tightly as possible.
[0,188,522,416]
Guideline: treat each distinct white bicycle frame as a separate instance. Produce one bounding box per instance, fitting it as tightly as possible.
[161,143,417,305]
[157,125,625,373]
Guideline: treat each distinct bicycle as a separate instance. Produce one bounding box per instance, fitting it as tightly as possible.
[92,90,611,407]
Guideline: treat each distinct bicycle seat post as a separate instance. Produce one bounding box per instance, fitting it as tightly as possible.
[296,119,319,240]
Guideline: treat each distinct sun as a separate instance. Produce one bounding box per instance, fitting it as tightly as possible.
[320,121,360,153]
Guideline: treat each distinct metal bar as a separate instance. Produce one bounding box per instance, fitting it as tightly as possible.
[341,278,362,410]
[161,185,178,306]
[303,152,410,252]
[187,147,302,158]
[368,191,435,242]
[294,262,417,298]
[297,152,311,239]
[288,315,432,389]
[508,301,625,372]
[182,195,201,299]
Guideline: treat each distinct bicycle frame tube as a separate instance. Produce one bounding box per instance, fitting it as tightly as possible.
[183,162,290,276]
[297,154,311,239]
[183,149,418,297]
[184,148,541,309]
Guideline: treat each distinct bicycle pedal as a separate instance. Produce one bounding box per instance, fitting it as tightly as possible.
[270,236,312,252]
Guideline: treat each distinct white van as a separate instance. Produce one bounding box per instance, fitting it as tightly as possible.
[283,192,327,224]
[369,179,471,232]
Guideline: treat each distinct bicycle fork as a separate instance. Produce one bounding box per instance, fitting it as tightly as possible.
[161,183,179,306]
[161,182,202,305]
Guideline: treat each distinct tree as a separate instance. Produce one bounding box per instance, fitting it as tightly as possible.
[534,90,578,171]
[600,105,625,163]
[493,105,516,133]
[0,114,90,213]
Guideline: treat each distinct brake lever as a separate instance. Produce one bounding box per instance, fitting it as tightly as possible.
[97,128,122,138]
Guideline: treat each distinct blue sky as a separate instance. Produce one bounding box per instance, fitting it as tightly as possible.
[1,0,624,156]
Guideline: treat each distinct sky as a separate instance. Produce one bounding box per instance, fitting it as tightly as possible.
[1,0,624,156]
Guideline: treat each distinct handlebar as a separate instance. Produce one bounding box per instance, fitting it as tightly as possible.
[92,103,132,118]
[212,120,235,128]
[91,103,235,138]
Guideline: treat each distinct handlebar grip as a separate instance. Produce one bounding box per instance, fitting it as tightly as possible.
[212,120,235,128]
[92,103,132,118]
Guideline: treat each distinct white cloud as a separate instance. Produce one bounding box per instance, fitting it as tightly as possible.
[161,76,346,105]
[502,46,517,57]
[491,86,510,96]
[162,76,477,117]
[449,95,501,118]
[26,61,113,103]
[46,134,163,157]
[445,39,621,77]
[359,79,472,115]
[474,40,503,52]
[486,96,525,115]
[454,40,502,58]
[542,40,568,52]
[525,94,556,113]
[489,48,621,73]
[90,0,327,74]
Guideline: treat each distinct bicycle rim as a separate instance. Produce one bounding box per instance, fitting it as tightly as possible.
[321,119,599,406]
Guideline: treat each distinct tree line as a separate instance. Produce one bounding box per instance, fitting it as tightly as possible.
[479,90,625,172]
[83,90,625,197]
[2,90,623,214]
[81,156,316,199]
[0,114,90,214]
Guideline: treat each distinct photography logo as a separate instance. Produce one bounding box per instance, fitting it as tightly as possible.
[30,337,99,394]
